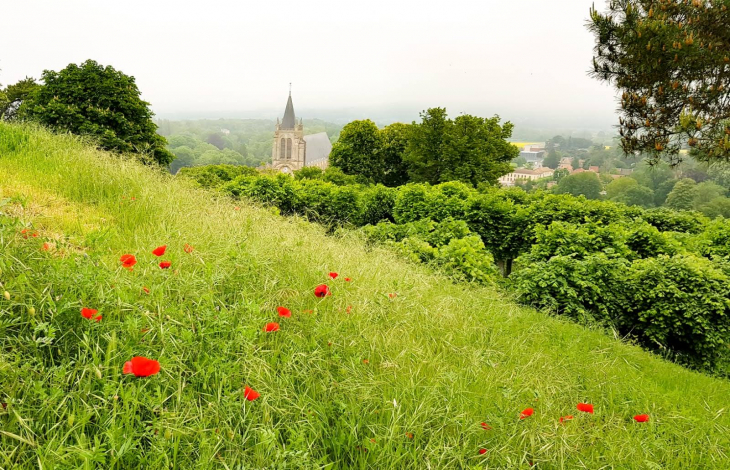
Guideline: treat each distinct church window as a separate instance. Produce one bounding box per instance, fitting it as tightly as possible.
[280,138,286,160]
[286,138,292,159]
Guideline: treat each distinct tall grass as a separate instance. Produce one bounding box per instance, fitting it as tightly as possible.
[0,122,729,468]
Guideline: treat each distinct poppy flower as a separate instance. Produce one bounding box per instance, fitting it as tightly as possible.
[314,284,331,298]
[41,242,51,251]
[479,449,488,455]
[362,359,369,364]
[120,254,137,269]
[303,309,314,314]
[277,306,291,318]
[559,415,574,423]
[388,293,397,299]
[480,422,492,430]
[346,305,353,314]
[244,386,260,401]
[81,308,102,322]
[184,244,194,253]
[159,261,171,269]
[328,272,338,279]
[140,328,150,333]
[634,414,649,423]
[405,432,413,439]
[345,277,352,282]
[519,408,534,419]
[142,286,150,294]
[234,206,240,211]
[122,356,160,377]
[264,322,280,332]
[577,403,594,414]
[152,245,167,257]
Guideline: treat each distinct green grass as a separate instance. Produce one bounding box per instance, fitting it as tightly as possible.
[0,122,729,469]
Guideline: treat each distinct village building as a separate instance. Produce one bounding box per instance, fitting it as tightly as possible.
[271,91,332,173]
[499,167,554,187]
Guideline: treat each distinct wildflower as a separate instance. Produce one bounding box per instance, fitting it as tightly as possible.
[479,448,487,455]
[345,277,352,282]
[81,308,102,322]
[405,432,414,439]
[480,422,492,430]
[328,272,338,279]
[277,306,291,318]
[560,415,574,423]
[142,286,150,294]
[314,284,331,298]
[41,242,52,251]
[520,408,534,419]
[577,403,594,414]
[120,254,137,269]
[152,245,167,257]
[159,261,171,269]
[363,359,369,364]
[264,322,280,332]
[634,414,649,423]
[346,305,353,314]
[184,244,194,253]
[123,356,160,377]
[244,386,260,401]
[388,293,397,299]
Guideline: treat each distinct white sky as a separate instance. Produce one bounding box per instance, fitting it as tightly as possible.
[1,0,619,130]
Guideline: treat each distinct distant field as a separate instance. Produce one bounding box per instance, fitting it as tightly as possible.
[1,123,729,468]
[509,142,541,149]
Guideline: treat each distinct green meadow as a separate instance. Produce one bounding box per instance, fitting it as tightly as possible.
[1,123,729,468]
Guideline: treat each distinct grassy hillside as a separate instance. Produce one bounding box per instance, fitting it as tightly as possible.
[0,123,729,469]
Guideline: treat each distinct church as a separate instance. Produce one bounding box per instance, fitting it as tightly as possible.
[271,91,331,173]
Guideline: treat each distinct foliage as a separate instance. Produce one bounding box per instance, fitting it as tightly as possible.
[177,164,258,188]
[553,171,602,199]
[20,60,174,166]
[590,1,730,164]
[665,178,699,210]
[329,120,384,182]
[0,77,39,121]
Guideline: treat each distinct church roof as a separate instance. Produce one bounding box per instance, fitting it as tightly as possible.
[304,132,332,164]
[281,94,296,129]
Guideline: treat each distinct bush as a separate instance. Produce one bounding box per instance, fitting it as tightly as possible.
[435,235,498,283]
[178,164,258,188]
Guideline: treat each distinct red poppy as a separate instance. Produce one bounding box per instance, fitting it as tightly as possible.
[142,286,150,294]
[479,449,487,455]
[362,359,369,364]
[344,277,352,282]
[234,206,241,211]
[480,422,492,430]
[159,261,171,269]
[519,408,534,419]
[244,386,260,401]
[560,415,574,423]
[314,284,331,298]
[388,293,397,299]
[264,322,280,332]
[634,414,649,423]
[405,432,413,439]
[81,308,102,322]
[21,228,30,239]
[122,356,160,377]
[277,306,291,318]
[120,254,137,269]
[184,244,194,253]
[141,328,150,333]
[303,309,314,314]
[346,305,353,314]
[130,197,136,201]
[577,403,594,414]
[41,242,51,251]
[152,245,167,257]
[328,272,338,279]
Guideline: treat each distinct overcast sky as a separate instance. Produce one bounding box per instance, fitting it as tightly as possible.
[1,0,619,130]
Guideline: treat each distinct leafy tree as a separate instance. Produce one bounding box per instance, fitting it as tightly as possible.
[294,166,324,180]
[406,108,518,186]
[206,133,228,150]
[380,123,411,187]
[618,185,655,208]
[554,171,602,200]
[543,149,561,169]
[571,156,581,171]
[0,77,39,121]
[665,178,699,211]
[693,181,726,208]
[606,177,639,200]
[699,197,730,219]
[553,168,570,183]
[329,119,383,182]
[20,60,173,165]
[590,1,730,164]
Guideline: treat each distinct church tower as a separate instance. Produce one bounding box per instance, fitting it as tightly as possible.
[272,90,306,173]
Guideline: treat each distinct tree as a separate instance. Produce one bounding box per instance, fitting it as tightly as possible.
[693,181,726,208]
[554,172,602,200]
[571,156,581,170]
[590,1,730,164]
[206,133,227,150]
[699,197,730,219]
[543,149,561,169]
[666,178,699,211]
[380,123,411,187]
[0,77,39,120]
[553,168,570,183]
[606,177,639,200]
[617,185,655,208]
[329,119,384,182]
[20,60,174,165]
[406,108,518,186]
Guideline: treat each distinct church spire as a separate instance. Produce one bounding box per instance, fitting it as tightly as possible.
[281,87,296,129]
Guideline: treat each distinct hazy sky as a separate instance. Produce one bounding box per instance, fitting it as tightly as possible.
[1,0,619,130]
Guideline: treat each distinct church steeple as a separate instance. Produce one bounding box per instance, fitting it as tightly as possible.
[281,88,296,129]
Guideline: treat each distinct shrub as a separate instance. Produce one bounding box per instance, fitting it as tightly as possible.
[178,164,257,188]
[435,235,498,283]
[360,185,397,225]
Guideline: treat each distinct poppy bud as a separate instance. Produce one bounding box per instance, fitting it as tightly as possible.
[3,291,9,301]
[28,307,36,316]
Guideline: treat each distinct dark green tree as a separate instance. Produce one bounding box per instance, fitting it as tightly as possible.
[380,123,411,186]
[543,149,561,169]
[665,178,699,210]
[329,119,384,182]
[0,77,39,121]
[554,171,602,200]
[21,60,174,165]
[590,1,730,164]
[406,108,518,186]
